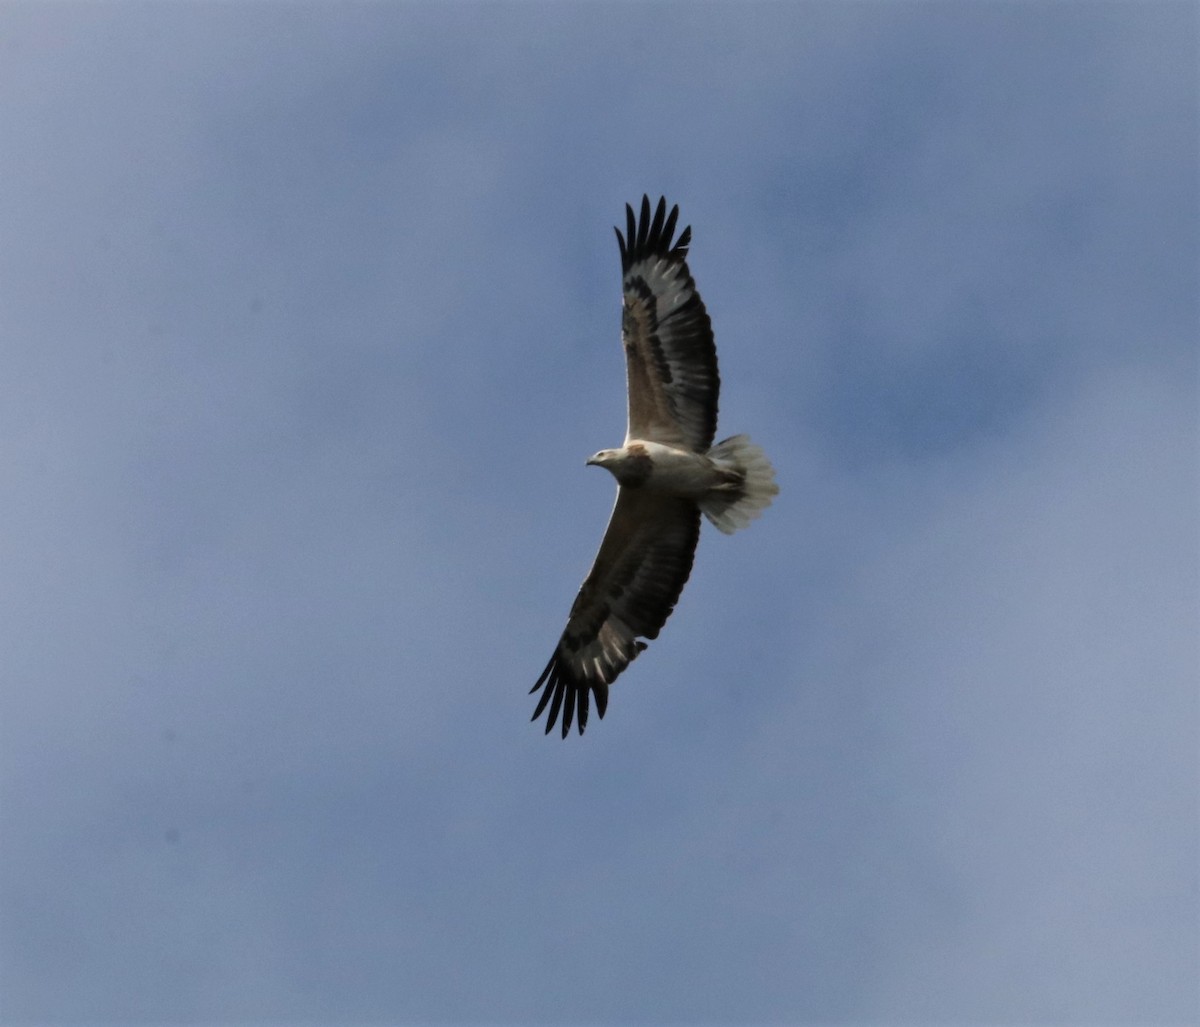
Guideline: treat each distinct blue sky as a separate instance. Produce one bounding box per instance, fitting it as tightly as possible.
[1,2,1196,1022]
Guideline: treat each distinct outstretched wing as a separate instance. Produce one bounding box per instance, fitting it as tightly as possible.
[615,195,720,453]
[531,489,700,738]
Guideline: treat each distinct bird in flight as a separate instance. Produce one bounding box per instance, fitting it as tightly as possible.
[531,196,778,738]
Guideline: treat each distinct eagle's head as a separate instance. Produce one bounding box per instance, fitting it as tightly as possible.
[586,449,620,469]
[586,446,653,486]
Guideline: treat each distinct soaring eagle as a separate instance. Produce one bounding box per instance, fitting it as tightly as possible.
[531,196,778,737]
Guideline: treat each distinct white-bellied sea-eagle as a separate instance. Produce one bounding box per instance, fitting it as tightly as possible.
[531,196,778,738]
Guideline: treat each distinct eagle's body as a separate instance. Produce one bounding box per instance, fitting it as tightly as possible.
[531,196,778,737]
[588,441,733,494]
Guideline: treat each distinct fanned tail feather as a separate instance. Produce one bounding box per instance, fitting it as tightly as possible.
[699,434,779,534]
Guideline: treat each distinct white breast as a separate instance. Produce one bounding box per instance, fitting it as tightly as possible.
[628,440,719,497]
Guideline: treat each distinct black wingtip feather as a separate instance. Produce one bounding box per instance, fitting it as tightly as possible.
[545,681,565,735]
[648,195,666,245]
[662,203,679,247]
[577,685,590,735]
[615,195,691,272]
[530,680,555,726]
[561,685,576,739]
[637,195,651,250]
[530,652,611,739]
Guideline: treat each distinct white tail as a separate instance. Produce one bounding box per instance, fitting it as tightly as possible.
[699,434,779,534]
